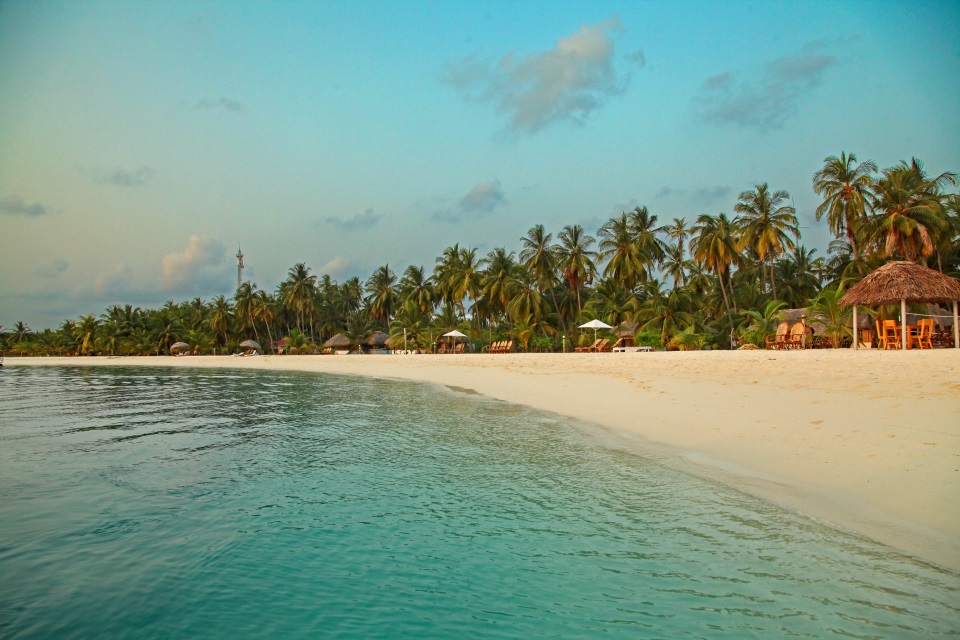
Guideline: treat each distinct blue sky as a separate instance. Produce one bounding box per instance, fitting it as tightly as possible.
[2,0,958,329]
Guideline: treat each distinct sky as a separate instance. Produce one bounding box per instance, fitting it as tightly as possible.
[1,0,958,330]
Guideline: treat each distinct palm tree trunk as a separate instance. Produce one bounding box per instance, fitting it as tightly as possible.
[718,272,736,348]
[769,257,778,301]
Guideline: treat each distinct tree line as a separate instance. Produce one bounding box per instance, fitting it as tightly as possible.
[3,153,957,356]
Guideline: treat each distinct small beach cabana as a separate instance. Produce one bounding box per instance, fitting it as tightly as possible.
[239,339,261,354]
[361,331,390,353]
[170,341,191,355]
[323,333,351,354]
[838,261,960,350]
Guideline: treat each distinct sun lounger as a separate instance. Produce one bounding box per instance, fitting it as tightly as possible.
[576,339,601,352]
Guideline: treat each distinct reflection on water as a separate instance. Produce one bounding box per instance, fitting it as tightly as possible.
[0,366,958,639]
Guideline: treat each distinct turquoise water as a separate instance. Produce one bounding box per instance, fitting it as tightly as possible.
[0,366,957,638]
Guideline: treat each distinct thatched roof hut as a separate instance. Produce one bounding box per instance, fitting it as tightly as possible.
[838,261,960,350]
[323,333,351,349]
[363,331,390,348]
[839,261,960,306]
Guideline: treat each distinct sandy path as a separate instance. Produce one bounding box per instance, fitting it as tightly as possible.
[7,350,959,570]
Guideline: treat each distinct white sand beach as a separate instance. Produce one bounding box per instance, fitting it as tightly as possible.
[8,350,960,570]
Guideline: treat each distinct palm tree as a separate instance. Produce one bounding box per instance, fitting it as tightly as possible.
[519,224,557,294]
[365,264,397,326]
[234,281,259,344]
[399,265,435,315]
[479,248,517,323]
[252,290,276,351]
[738,300,788,347]
[282,263,317,335]
[634,282,695,348]
[447,247,483,330]
[867,158,957,262]
[735,183,799,301]
[691,213,740,344]
[663,217,690,259]
[813,152,877,259]
[73,315,100,355]
[627,206,667,270]
[208,295,233,351]
[809,286,853,348]
[555,224,596,314]
[598,213,647,291]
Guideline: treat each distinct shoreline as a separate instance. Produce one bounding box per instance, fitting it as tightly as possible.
[7,351,960,571]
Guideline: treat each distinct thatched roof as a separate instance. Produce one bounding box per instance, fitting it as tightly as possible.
[323,333,351,348]
[839,261,960,306]
[363,331,390,347]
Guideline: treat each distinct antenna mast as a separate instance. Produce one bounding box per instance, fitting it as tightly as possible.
[236,245,244,291]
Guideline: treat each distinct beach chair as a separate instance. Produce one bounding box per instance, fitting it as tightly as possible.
[765,322,790,350]
[911,319,934,350]
[576,339,601,353]
[785,323,807,350]
[590,338,611,352]
[454,343,466,354]
[502,340,513,353]
[597,339,613,352]
[879,320,901,350]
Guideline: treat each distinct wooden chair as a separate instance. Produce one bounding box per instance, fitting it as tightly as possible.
[590,338,611,352]
[576,339,601,353]
[765,322,790,350]
[911,319,934,350]
[501,340,512,353]
[879,320,901,350]
[783,323,807,350]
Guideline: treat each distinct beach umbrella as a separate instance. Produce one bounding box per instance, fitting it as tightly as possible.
[170,342,190,354]
[578,319,612,342]
[442,329,467,351]
[839,261,960,350]
[239,339,261,351]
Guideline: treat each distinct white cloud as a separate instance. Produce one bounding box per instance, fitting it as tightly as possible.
[445,16,635,133]
[459,180,505,213]
[159,234,228,291]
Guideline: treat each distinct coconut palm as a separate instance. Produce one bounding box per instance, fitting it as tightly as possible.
[252,290,276,351]
[735,183,799,301]
[634,281,695,347]
[73,315,100,355]
[691,213,740,343]
[365,264,397,326]
[399,265,435,315]
[663,217,690,257]
[480,248,517,323]
[813,152,877,259]
[234,281,259,344]
[738,300,788,347]
[282,263,317,334]
[208,295,233,350]
[598,213,647,292]
[627,206,667,269]
[809,286,853,348]
[555,224,596,314]
[519,224,557,294]
[867,158,957,262]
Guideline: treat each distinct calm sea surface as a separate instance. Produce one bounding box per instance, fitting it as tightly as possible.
[0,365,957,639]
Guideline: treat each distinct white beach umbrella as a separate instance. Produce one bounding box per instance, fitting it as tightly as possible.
[578,319,612,342]
[442,330,467,338]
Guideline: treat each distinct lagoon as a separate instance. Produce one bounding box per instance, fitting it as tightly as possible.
[1,366,957,638]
